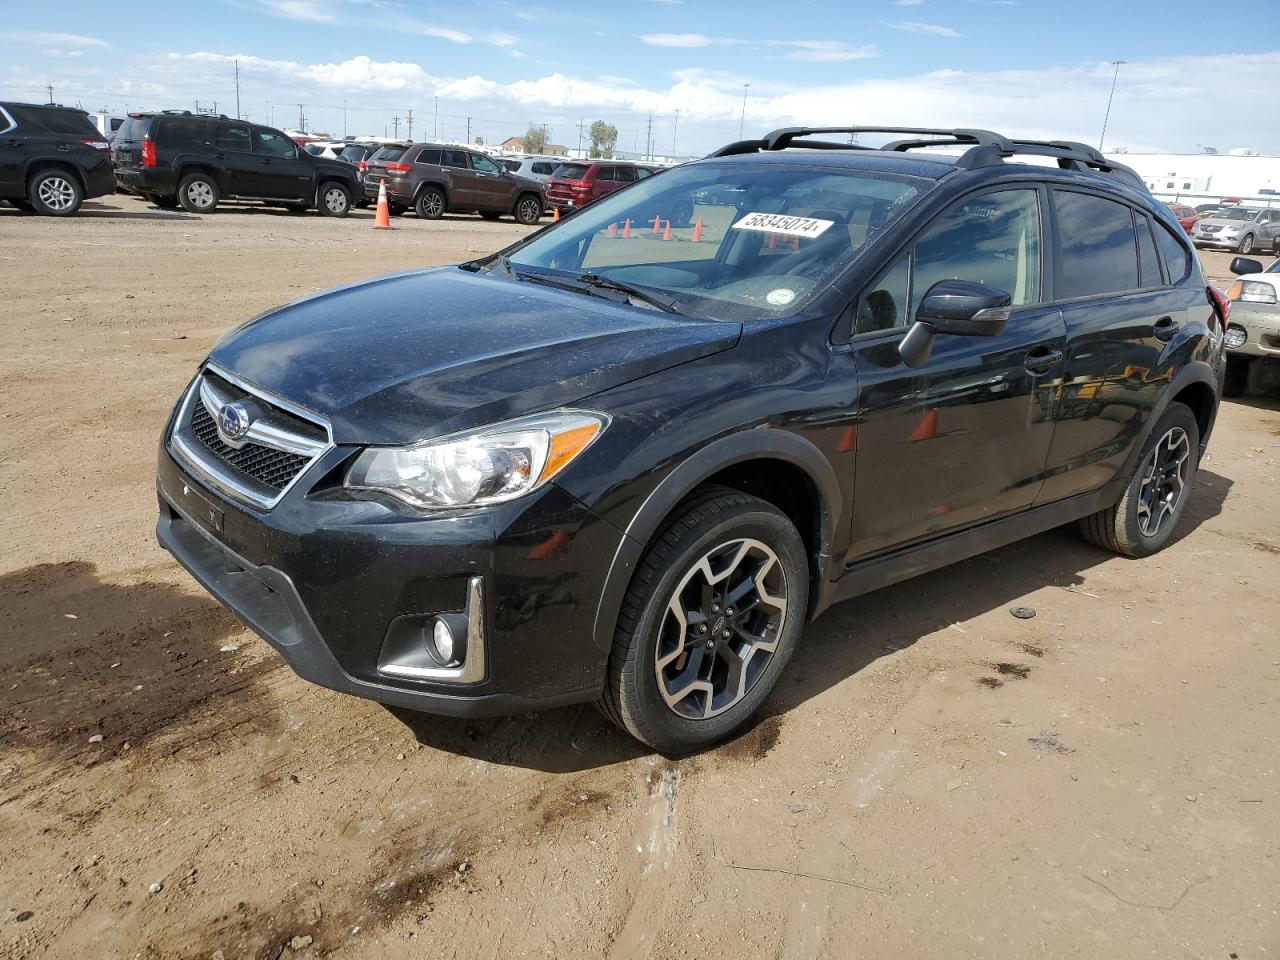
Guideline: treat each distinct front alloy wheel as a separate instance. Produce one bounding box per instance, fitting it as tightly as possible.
[599,488,807,753]
[515,194,542,225]
[1238,233,1255,254]
[319,183,351,217]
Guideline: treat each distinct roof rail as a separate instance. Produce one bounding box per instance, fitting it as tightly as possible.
[709,125,1148,190]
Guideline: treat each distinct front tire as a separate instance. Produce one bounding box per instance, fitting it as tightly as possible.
[1237,233,1255,254]
[177,172,219,213]
[318,182,351,217]
[415,187,446,220]
[514,193,542,225]
[599,488,808,753]
[1078,403,1200,557]
[28,169,82,216]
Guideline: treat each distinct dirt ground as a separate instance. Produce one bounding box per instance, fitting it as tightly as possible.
[1,195,1278,960]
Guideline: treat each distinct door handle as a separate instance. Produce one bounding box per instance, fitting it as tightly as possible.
[1024,345,1063,374]
[1153,316,1180,342]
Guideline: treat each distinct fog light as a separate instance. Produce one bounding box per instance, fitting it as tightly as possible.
[1225,325,1247,349]
[433,617,456,664]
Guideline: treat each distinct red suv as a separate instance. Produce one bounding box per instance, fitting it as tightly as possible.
[1167,202,1201,235]
[545,160,657,211]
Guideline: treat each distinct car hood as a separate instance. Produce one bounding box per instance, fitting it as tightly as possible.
[208,266,740,444]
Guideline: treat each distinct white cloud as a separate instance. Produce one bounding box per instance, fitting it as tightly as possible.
[896,0,925,5]
[887,20,961,36]
[44,49,85,59]
[768,40,879,62]
[176,52,441,91]
[423,26,472,43]
[1,31,108,47]
[638,33,728,48]
[485,32,519,48]
[255,0,337,22]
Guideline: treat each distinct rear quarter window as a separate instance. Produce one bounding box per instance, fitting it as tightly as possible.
[414,148,442,165]
[1153,217,1192,284]
[27,109,100,136]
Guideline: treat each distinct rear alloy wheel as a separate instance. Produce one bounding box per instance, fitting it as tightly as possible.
[1237,233,1255,254]
[415,187,446,220]
[177,173,219,213]
[1079,402,1200,557]
[319,183,351,217]
[599,488,808,753]
[29,169,82,216]
[514,193,542,226]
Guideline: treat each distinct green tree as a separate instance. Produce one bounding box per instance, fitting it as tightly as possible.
[589,120,618,159]
[521,125,548,153]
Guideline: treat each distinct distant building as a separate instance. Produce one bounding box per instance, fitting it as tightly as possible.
[1112,152,1280,205]
[497,136,570,157]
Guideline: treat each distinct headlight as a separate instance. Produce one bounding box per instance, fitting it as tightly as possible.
[1228,280,1278,305]
[345,410,607,508]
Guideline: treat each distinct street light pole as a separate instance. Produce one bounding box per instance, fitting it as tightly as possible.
[739,83,750,139]
[433,97,439,140]
[673,109,679,158]
[1098,59,1126,151]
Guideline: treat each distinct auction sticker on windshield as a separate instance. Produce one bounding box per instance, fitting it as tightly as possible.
[731,213,835,239]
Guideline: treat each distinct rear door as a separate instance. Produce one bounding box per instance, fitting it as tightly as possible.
[1033,190,1185,505]
[213,122,259,196]
[253,126,313,200]
[845,186,1066,560]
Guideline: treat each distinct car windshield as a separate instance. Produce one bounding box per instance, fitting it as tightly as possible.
[1213,208,1260,221]
[1267,259,1280,274]
[506,161,925,320]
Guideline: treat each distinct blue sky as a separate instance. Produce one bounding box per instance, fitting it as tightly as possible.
[3,0,1279,155]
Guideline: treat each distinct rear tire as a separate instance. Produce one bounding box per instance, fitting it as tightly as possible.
[28,168,83,216]
[177,172,219,213]
[415,187,446,220]
[514,193,542,226]
[1078,402,1200,558]
[599,487,808,753]
[1223,356,1250,397]
[318,182,351,217]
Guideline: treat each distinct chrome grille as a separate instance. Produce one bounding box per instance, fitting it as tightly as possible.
[170,364,333,510]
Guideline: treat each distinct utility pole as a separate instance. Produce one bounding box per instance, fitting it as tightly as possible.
[297,104,306,133]
[234,59,241,119]
[433,97,439,140]
[577,118,586,158]
[392,115,401,138]
[466,117,472,143]
[672,109,679,159]
[343,99,347,138]
[739,83,750,139]
[46,84,54,104]
[645,113,652,161]
[406,109,413,141]
[540,122,548,151]
[1098,59,1126,151]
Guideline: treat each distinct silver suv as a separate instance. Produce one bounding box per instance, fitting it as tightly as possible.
[1192,206,1280,255]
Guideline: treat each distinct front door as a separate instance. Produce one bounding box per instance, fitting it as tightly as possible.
[253,127,313,201]
[213,123,259,197]
[845,186,1066,562]
[442,148,479,208]
[468,151,514,211]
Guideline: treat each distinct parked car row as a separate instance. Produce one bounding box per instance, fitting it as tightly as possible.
[0,101,115,215]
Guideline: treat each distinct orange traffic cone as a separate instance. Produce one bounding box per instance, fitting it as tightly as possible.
[373,179,391,229]
[607,222,617,238]
[691,217,703,243]
[909,409,938,442]
[553,206,561,222]
[652,215,661,234]
[623,218,632,239]
[662,220,672,241]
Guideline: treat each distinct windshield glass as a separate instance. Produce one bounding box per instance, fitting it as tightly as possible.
[1267,259,1280,274]
[507,161,924,319]
[553,164,590,180]
[369,145,406,164]
[1213,208,1260,221]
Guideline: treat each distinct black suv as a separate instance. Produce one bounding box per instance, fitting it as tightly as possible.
[362,142,545,223]
[112,111,359,216]
[156,126,1225,753]
[0,102,115,215]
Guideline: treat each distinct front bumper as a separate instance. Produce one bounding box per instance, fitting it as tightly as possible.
[1225,300,1280,359]
[1193,232,1241,249]
[156,437,624,717]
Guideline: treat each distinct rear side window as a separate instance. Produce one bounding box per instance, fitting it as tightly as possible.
[595,167,615,182]
[216,124,252,152]
[441,149,467,168]
[532,162,554,175]
[614,167,637,183]
[21,108,99,136]
[1153,219,1192,284]
[159,117,211,145]
[554,164,590,180]
[1053,191,1139,299]
[1135,214,1162,288]
[415,148,442,165]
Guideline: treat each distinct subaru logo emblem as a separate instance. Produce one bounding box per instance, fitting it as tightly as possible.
[219,402,252,442]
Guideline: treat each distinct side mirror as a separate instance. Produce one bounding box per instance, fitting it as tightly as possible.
[1230,256,1263,276]
[899,280,1012,368]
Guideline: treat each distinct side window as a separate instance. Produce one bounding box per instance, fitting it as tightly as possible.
[635,167,654,180]
[533,162,554,175]
[216,124,252,152]
[441,149,467,168]
[1135,214,1162,288]
[159,118,210,145]
[253,128,297,157]
[855,252,911,335]
[1153,219,1192,284]
[595,167,615,182]
[471,153,501,174]
[909,189,1042,318]
[614,166,637,183]
[416,148,443,165]
[1053,191,1139,298]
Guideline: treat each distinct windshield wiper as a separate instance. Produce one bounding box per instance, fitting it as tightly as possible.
[575,273,682,314]
[460,253,519,278]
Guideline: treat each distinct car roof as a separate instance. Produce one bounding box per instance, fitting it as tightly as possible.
[0,101,87,113]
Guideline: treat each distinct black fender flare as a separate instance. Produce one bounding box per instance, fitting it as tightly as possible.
[590,428,843,653]
[1116,359,1219,485]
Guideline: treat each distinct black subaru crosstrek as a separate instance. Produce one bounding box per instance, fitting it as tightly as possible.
[0,101,116,215]
[112,111,359,216]
[156,126,1226,753]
